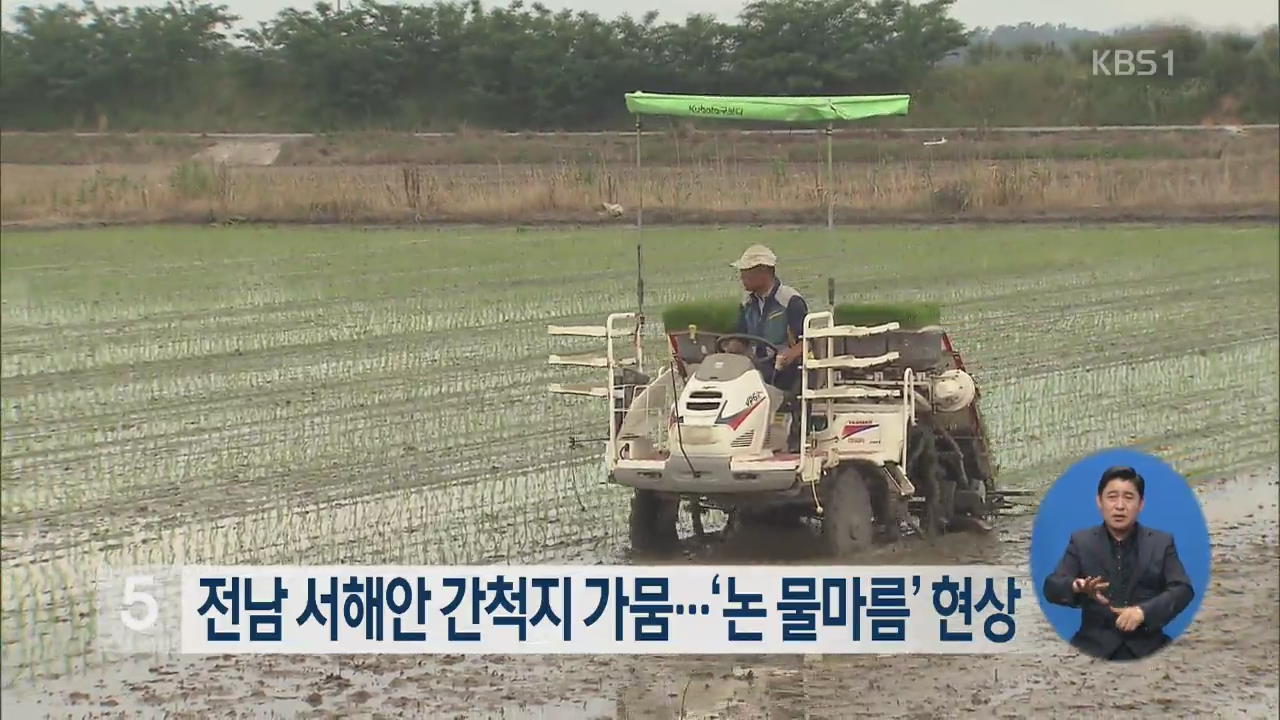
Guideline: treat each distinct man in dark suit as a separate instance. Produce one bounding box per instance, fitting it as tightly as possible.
[1042,466,1195,660]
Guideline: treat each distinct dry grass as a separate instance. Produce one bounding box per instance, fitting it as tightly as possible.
[269,127,1269,165]
[2,154,1277,225]
[3,126,1273,166]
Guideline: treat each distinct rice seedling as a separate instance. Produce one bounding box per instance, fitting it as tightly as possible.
[832,302,942,328]
[661,300,742,334]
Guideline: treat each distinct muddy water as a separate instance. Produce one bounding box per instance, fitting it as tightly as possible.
[3,465,1275,719]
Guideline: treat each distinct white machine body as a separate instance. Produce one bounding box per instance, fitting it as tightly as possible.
[667,353,790,459]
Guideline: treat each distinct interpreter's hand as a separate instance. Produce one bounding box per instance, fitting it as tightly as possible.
[1072,576,1111,605]
[1112,605,1145,632]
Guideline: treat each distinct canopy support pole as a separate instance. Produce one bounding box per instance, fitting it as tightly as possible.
[634,116,644,317]
[634,117,644,231]
[825,123,834,230]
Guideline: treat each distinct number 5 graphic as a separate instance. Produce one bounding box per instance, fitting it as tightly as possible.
[120,576,159,632]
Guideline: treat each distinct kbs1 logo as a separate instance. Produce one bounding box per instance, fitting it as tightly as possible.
[1092,49,1175,77]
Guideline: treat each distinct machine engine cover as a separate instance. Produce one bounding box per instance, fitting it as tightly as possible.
[670,353,775,457]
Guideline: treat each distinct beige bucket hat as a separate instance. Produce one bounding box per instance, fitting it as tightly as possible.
[730,244,778,269]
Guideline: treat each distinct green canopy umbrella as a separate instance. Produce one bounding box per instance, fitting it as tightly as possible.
[623,91,911,229]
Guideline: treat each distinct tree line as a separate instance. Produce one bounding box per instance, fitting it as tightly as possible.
[1,0,1276,131]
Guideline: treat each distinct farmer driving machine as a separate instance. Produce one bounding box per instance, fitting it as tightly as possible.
[542,91,1024,557]
[547,293,1022,558]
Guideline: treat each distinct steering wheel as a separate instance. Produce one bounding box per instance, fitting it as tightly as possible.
[714,333,782,365]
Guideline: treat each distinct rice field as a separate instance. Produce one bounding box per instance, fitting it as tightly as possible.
[1,223,1278,683]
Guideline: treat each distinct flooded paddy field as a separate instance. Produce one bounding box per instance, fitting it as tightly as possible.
[2,223,1277,717]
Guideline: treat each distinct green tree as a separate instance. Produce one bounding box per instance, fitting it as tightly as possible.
[731,0,967,94]
[1,0,1276,130]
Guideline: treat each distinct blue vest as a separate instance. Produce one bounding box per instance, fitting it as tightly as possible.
[741,282,803,347]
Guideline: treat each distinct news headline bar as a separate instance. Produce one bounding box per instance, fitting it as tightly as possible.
[96,565,1036,655]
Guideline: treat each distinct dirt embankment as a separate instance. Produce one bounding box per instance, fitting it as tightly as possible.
[1,158,1276,228]
[2,128,1272,166]
[3,467,1276,719]
[1,129,1276,227]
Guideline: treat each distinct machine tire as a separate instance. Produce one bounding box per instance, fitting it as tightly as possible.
[629,489,678,555]
[936,478,957,533]
[868,468,901,542]
[821,465,877,558]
